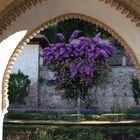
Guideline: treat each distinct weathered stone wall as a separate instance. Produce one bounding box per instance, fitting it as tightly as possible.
[39,66,137,112]
[38,49,139,113]
[92,67,136,112]
[38,66,77,113]
[9,44,139,113]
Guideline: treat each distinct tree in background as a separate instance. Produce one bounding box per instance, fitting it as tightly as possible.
[8,71,31,104]
[40,18,111,43]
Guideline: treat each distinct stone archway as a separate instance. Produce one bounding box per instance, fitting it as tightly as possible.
[0,0,140,35]
[2,13,140,113]
[0,0,140,139]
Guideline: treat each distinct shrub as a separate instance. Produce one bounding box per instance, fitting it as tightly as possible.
[4,125,140,140]
[131,77,140,105]
[8,70,31,104]
[4,112,140,121]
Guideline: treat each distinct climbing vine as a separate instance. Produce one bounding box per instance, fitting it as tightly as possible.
[42,30,116,99]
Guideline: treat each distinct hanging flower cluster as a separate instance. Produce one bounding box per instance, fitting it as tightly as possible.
[43,30,116,89]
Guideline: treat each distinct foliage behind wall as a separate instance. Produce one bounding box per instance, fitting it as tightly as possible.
[8,70,31,104]
[40,18,111,43]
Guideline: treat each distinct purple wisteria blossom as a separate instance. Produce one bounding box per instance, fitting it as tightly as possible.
[43,30,116,89]
[70,30,80,41]
[56,33,65,42]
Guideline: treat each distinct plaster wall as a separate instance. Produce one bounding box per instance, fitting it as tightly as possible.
[0,0,15,11]
[12,44,39,83]
[1,0,140,53]
[11,44,39,109]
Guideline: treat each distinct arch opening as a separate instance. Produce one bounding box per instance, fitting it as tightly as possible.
[2,13,140,113]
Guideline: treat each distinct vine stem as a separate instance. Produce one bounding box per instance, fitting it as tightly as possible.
[77,88,81,122]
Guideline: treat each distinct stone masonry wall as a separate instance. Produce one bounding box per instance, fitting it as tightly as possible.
[39,66,137,113]
[9,44,139,113]
[38,48,139,113]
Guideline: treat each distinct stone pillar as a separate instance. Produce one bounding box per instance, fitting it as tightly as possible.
[0,113,5,140]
